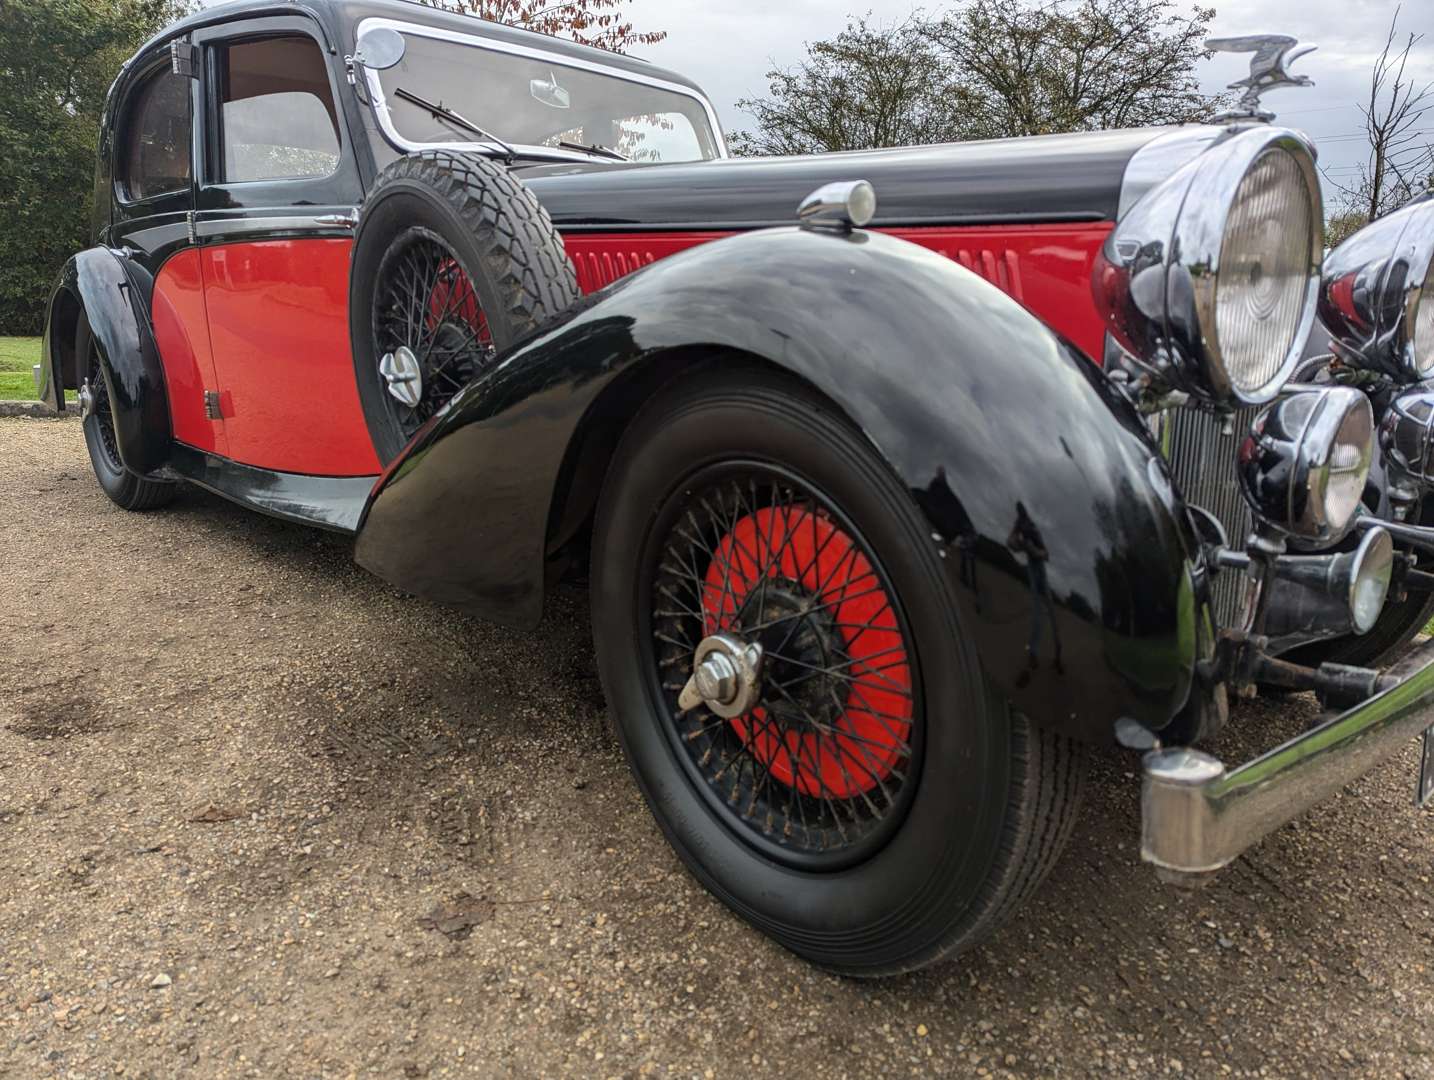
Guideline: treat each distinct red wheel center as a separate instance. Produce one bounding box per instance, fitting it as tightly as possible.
[700,506,913,799]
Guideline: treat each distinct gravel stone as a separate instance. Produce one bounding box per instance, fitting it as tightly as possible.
[3,415,1434,1077]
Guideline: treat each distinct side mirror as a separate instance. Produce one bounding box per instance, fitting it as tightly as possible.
[353,27,406,71]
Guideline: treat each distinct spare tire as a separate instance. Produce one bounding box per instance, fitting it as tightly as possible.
[350,150,580,464]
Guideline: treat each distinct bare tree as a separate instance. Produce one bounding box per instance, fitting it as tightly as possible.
[419,0,665,52]
[731,17,970,156]
[1330,6,1434,225]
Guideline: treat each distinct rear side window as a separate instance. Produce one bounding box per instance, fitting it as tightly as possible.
[120,69,192,201]
[217,35,341,183]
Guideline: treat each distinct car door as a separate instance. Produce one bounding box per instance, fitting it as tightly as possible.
[191,16,379,477]
[109,49,228,459]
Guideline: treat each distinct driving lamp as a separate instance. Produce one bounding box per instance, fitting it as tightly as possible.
[1094,127,1322,406]
[1237,386,1374,542]
[1319,195,1434,381]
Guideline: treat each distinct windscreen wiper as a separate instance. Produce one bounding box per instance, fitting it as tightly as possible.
[555,139,629,162]
[394,87,517,162]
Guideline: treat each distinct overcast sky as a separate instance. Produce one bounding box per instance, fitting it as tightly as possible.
[623,0,1434,200]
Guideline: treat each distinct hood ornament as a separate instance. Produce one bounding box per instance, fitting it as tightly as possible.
[1205,34,1316,122]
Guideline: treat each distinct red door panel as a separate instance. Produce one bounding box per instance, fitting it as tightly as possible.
[561,223,1114,363]
[153,249,227,456]
[201,238,380,477]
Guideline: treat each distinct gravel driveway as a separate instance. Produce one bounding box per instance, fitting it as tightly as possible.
[3,415,1433,1079]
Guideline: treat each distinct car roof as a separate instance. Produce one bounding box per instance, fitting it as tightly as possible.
[134,0,708,98]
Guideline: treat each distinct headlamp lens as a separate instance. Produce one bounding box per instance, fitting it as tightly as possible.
[1415,261,1434,376]
[1323,400,1373,532]
[1350,528,1394,635]
[1216,148,1316,397]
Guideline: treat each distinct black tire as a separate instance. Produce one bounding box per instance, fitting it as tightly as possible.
[590,368,1086,976]
[350,149,580,464]
[76,313,175,512]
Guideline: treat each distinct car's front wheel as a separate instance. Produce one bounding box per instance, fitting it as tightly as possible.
[590,368,1086,975]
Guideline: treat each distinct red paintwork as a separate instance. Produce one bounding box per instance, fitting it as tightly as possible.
[200,238,380,477]
[153,249,228,457]
[154,223,1109,480]
[562,222,1115,362]
[701,505,912,798]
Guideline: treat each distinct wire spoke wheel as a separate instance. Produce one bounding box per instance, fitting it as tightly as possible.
[371,226,494,441]
[86,341,121,472]
[646,464,923,867]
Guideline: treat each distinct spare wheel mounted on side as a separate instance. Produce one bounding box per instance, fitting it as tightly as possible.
[350,149,581,464]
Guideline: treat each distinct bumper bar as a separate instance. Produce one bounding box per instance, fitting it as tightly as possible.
[1142,636,1434,880]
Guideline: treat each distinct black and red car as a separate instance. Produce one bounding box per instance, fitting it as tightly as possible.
[37,0,1434,974]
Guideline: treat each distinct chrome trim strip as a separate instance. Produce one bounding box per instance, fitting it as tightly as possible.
[355,16,729,162]
[1142,636,1434,878]
[192,214,355,240]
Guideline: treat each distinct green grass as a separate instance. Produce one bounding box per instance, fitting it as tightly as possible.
[0,337,41,400]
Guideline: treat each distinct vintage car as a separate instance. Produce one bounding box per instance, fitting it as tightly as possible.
[36,0,1434,975]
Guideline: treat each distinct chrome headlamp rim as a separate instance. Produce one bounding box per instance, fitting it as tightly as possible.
[1177,136,1322,403]
[1319,194,1434,381]
[1348,525,1394,635]
[1237,386,1375,543]
[1097,125,1323,407]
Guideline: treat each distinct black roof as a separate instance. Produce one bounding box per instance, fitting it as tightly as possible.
[135,0,708,97]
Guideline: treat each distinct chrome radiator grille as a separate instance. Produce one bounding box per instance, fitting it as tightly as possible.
[1164,407,1256,628]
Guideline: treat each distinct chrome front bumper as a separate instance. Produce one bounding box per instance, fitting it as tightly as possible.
[1142,637,1434,881]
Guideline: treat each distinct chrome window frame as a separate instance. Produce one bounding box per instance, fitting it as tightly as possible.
[355,16,729,164]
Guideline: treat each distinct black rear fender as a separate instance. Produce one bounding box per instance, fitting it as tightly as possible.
[355,226,1212,743]
[43,248,171,474]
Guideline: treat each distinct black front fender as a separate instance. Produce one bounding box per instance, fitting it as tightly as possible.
[356,227,1211,743]
[43,248,170,474]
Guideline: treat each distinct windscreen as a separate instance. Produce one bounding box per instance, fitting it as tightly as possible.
[376,31,721,163]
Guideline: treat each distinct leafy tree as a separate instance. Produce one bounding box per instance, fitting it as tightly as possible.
[422,0,665,52]
[0,0,184,334]
[1325,209,1370,251]
[731,17,968,156]
[929,0,1221,137]
[733,0,1224,156]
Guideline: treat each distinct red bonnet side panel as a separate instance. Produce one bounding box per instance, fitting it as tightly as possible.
[561,223,1114,363]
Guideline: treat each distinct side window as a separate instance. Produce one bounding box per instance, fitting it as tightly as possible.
[120,69,192,202]
[217,35,340,183]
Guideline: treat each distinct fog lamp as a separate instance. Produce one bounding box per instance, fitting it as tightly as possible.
[1237,386,1374,542]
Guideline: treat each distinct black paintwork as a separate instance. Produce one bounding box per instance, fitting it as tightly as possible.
[39,250,173,475]
[519,129,1157,232]
[356,226,1212,744]
[165,444,376,532]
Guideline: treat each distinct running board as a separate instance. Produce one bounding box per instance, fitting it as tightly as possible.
[164,444,376,534]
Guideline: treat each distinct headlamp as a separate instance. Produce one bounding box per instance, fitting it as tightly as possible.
[1094,126,1322,406]
[1319,195,1434,381]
